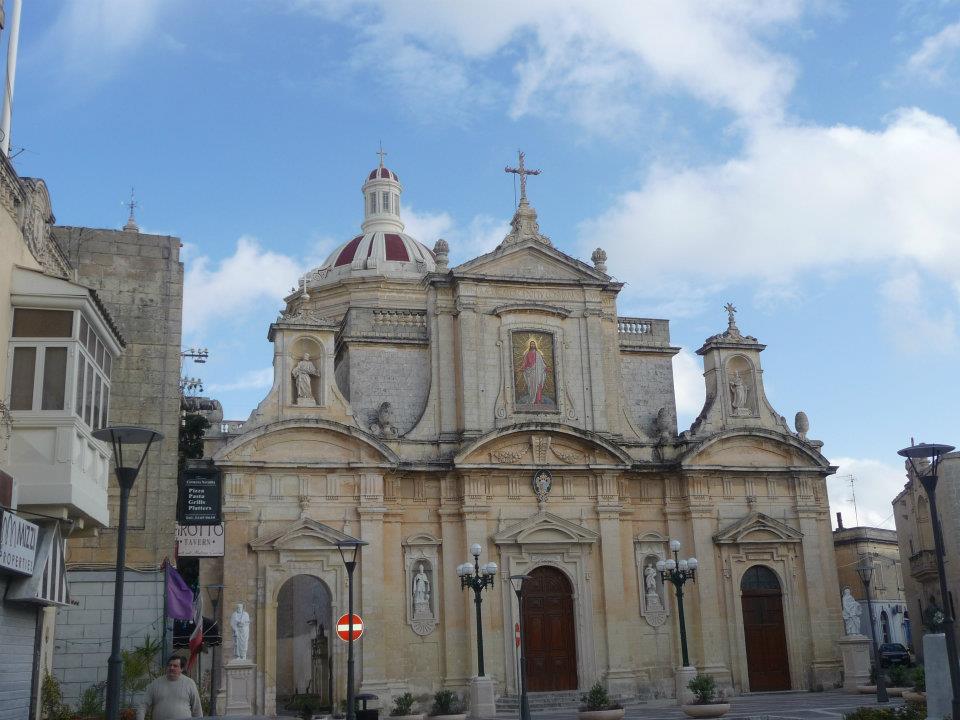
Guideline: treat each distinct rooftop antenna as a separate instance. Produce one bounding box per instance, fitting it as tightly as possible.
[849,474,860,527]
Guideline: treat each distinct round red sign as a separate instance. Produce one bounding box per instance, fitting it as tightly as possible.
[336,613,364,641]
[515,622,521,648]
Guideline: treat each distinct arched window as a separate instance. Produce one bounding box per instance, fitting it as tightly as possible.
[741,565,780,592]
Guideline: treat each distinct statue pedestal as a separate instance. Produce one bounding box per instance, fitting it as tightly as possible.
[675,666,697,705]
[224,658,256,716]
[837,634,871,691]
[468,676,497,719]
[923,634,952,720]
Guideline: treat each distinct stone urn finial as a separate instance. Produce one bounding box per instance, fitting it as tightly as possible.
[434,238,449,272]
[591,247,607,273]
[795,411,809,440]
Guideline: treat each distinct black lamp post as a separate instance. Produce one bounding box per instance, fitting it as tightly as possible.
[657,539,698,668]
[206,584,224,716]
[509,575,531,720]
[855,555,889,703]
[457,543,497,677]
[337,539,367,720]
[93,426,163,720]
[898,442,959,720]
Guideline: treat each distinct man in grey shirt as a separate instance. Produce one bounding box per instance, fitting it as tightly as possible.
[137,655,203,720]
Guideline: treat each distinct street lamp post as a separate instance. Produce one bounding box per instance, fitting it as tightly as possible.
[509,575,531,720]
[337,540,368,720]
[898,442,959,720]
[458,544,497,677]
[206,584,224,716]
[657,539,698,668]
[856,555,889,703]
[93,426,163,720]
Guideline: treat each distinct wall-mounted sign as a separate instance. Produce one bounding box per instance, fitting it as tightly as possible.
[176,523,224,557]
[177,468,222,525]
[0,510,39,575]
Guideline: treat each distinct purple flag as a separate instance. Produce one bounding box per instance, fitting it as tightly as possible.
[166,564,194,620]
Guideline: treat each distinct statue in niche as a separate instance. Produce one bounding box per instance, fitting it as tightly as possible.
[370,401,399,439]
[292,353,319,406]
[412,562,431,618]
[729,370,749,415]
[841,588,861,635]
[231,602,251,660]
[644,563,664,612]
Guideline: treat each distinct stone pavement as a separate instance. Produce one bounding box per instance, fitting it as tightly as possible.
[503,691,904,720]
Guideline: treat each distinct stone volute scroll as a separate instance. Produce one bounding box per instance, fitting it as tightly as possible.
[403,533,441,636]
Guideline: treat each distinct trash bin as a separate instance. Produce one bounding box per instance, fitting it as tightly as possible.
[355,693,379,720]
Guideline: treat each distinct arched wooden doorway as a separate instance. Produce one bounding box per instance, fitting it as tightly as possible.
[523,566,578,691]
[740,565,790,691]
[277,575,333,708]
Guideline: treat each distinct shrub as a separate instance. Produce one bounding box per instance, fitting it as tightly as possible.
[74,682,106,718]
[843,705,925,720]
[580,682,620,711]
[289,693,323,720]
[911,665,925,693]
[391,693,416,717]
[429,690,461,716]
[887,665,909,687]
[40,672,72,720]
[688,674,718,705]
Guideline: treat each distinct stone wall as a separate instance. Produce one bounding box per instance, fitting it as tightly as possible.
[52,227,183,569]
[344,343,431,435]
[620,354,677,442]
[51,569,164,704]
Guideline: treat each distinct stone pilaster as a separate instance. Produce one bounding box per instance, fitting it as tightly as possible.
[359,473,388,692]
[596,482,635,697]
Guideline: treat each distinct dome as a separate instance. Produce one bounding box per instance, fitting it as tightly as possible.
[368,166,400,182]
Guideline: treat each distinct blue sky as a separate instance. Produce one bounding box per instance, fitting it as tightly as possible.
[13,1,960,529]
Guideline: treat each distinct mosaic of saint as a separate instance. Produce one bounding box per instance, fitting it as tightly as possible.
[512,331,557,411]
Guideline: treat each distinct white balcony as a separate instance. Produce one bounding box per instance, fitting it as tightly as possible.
[8,414,111,529]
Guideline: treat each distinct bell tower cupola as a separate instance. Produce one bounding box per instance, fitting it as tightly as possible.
[361,146,405,234]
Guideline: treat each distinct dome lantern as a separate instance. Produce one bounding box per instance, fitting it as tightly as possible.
[361,146,404,234]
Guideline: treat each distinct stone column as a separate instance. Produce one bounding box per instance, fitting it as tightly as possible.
[439,504,469,686]
[359,473,388,694]
[462,506,496,718]
[454,295,481,436]
[597,493,635,698]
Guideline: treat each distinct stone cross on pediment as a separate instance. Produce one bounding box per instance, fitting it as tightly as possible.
[505,150,541,203]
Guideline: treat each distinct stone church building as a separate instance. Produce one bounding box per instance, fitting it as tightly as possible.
[207,156,843,714]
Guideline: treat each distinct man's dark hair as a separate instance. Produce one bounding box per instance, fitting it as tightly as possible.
[166,655,185,668]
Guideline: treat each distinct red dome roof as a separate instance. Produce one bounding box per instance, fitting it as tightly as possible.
[368,166,399,182]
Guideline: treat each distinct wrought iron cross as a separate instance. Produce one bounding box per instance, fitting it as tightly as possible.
[377,142,387,167]
[505,150,541,202]
[125,188,138,220]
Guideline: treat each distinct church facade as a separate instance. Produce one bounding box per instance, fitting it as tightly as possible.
[208,156,843,713]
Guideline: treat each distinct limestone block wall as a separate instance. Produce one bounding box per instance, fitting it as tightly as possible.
[53,227,183,569]
[51,569,164,704]
[342,343,431,435]
[619,354,677,442]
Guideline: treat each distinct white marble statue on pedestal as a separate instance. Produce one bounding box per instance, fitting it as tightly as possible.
[644,564,664,611]
[841,588,861,635]
[412,563,431,618]
[292,354,318,406]
[231,603,251,660]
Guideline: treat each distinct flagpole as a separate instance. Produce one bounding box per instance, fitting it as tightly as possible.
[162,559,169,660]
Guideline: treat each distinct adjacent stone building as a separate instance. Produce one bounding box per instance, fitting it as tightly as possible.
[832,519,910,648]
[205,157,845,714]
[892,452,960,659]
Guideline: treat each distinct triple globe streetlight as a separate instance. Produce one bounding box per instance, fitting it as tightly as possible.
[657,539,698,668]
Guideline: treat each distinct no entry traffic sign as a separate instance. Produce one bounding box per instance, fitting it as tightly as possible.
[336,613,364,641]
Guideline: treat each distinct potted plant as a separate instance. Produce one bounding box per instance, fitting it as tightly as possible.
[681,674,730,718]
[902,665,926,704]
[289,693,324,720]
[427,690,465,720]
[885,665,910,697]
[578,682,624,720]
[390,692,424,720]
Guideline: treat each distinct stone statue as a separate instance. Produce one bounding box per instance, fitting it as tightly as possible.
[644,564,664,612]
[370,401,399,438]
[841,588,861,635]
[292,353,318,405]
[729,370,748,414]
[231,602,251,660]
[412,562,431,618]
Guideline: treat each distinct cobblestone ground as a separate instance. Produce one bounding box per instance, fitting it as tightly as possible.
[516,691,905,720]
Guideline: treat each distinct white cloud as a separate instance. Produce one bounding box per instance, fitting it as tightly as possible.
[672,348,705,430]
[183,236,303,335]
[206,367,274,393]
[578,109,960,296]
[827,457,907,530]
[402,204,456,248]
[402,203,509,264]
[880,270,959,353]
[905,20,960,83]
[300,0,804,132]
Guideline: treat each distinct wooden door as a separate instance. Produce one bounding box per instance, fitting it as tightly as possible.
[523,566,578,691]
[741,566,791,691]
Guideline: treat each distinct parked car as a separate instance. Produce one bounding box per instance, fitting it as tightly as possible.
[878,642,912,667]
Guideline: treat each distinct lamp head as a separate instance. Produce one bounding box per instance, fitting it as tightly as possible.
[678,559,688,571]
[457,562,472,577]
[92,425,163,490]
[666,558,676,571]
[483,562,498,576]
[470,543,482,558]
[655,560,666,572]
[509,574,529,593]
[669,539,681,552]
[855,554,874,586]
[688,558,698,570]
[336,539,368,566]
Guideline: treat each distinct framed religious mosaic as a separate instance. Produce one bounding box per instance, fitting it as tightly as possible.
[511,330,558,412]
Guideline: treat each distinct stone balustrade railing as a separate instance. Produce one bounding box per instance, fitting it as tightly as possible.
[617,317,671,347]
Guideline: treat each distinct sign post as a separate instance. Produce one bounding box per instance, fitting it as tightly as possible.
[336,613,364,642]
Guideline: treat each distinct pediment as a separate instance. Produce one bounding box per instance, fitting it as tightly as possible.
[457,425,632,467]
[689,436,800,468]
[713,512,803,545]
[453,241,610,284]
[250,518,362,552]
[493,511,599,546]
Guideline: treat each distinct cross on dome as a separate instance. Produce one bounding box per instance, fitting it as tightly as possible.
[123,187,139,233]
[377,142,387,168]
